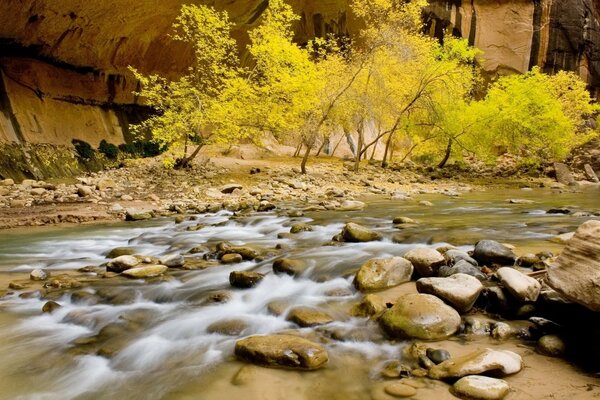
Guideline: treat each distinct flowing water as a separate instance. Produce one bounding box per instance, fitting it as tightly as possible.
[0,186,598,400]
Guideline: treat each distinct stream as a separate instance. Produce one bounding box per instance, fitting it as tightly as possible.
[0,186,598,400]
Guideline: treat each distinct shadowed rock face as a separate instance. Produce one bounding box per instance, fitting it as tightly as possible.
[0,0,598,147]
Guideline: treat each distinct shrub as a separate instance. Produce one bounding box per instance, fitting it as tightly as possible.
[72,139,95,160]
[98,140,119,159]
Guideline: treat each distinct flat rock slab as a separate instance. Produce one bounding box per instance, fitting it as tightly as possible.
[354,257,414,291]
[428,348,522,379]
[547,220,600,311]
[453,375,510,400]
[497,267,541,302]
[286,306,333,327]
[473,240,516,266]
[416,273,483,312]
[122,265,168,279]
[234,334,328,370]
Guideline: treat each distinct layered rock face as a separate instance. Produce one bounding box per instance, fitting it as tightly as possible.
[0,0,598,150]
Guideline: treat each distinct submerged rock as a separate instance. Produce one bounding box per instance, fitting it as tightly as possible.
[340,222,382,242]
[416,273,483,312]
[286,306,333,327]
[159,254,185,268]
[379,293,461,340]
[473,240,516,266]
[547,220,600,311]
[229,271,264,288]
[428,348,522,379]
[453,375,510,400]
[234,334,328,370]
[496,267,541,302]
[290,223,313,234]
[339,200,365,211]
[404,248,445,277]
[273,259,307,276]
[354,257,413,291]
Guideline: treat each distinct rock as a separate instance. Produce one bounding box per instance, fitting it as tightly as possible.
[554,162,576,185]
[473,240,516,266]
[496,267,541,302]
[1,178,14,186]
[106,247,136,258]
[229,271,264,288]
[508,198,535,204]
[77,186,94,197]
[221,184,243,194]
[273,259,307,276]
[584,164,599,183]
[286,306,333,327]
[453,376,510,400]
[426,348,451,365]
[384,382,418,397]
[42,300,61,313]
[354,257,414,291]
[537,334,566,357]
[393,216,416,225]
[96,179,116,190]
[416,273,483,312]
[403,248,445,277]
[221,253,243,264]
[351,293,388,317]
[30,269,49,281]
[550,231,574,244]
[107,255,140,273]
[234,335,328,370]
[547,220,600,311]
[438,260,487,281]
[339,200,365,211]
[30,187,46,195]
[120,194,134,201]
[10,199,27,208]
[125,209,153,221]
[290,223,313,234]
[547,207,571,215]
[122,265,168,279]
[419,200,433,207]
[428,348,522,379]
[159,254,185,268]
[207,319,248,336]
[340,222,382,242]
[379,293,461,340]
[444,250,478,266]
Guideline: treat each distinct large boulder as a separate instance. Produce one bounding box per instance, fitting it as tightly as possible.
[379,293,461,340]
[403,248,445,277]
[453,376,510,400]
[354,257,414,291]
[416,273,483,312]
[234,335,328,370]
[554,162,576,185]
[473,240,516,266]
[496,267,541,302]
[340,223,383,242]
[428,348,522,379]
[547,220,600,311]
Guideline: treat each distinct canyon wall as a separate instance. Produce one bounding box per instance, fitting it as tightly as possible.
[0,0,598,156]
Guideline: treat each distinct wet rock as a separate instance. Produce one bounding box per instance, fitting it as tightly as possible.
[550,231,574,244]
[354,257,413,292]
[379,293,461,340]
[202,290,232,305]
[122,265,168,279]
[428,348,522,379]
[351,293,388,317]
[106,247,136,258]
[554,162,576,186]
[490,322,514,340]
[453,376,510,400]
[384,382,418,397]
[547,208,571,215]
[229,271,264,288]
[380,360,412,379]
[438,260,487,281]
[107,255,140,273]
[403,248,445,277]
[547,220,600,311]
[516,253,540,268]
[473,240,516,266]
[416,273,483,312]
[426,348,451,365]
[496,267,541,302]
[42,300,61,313]
[340,222,382,242]
[70,291,98,304]
[219,243,259,260]
[234,334,328,370]
[537,334,566,357]
[393,216,417,225]
[159,254,185,268]
[273,259,307,276]
[221,253,243,264]
[267,300,289,316]
[419,200,433,207]
[444,250,478,266]
[30,269,49,281]
[207,319,248,336]
[287,306,334,327]
[125,209,154,221]
[508,198,535,204]
[290,223,313,234]
[339,200,365,211]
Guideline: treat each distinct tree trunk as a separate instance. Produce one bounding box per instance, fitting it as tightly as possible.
[293,142,303,157]
[382,132,393,169]
[330,132,346,157]
[354,121,364,172]
[370,135,379,161]
[437,138,453,169]
[300,144,311,174]
[176,144,204,169]
[315,139,328,157]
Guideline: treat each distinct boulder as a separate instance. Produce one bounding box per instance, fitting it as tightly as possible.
[286,306,333,327]
[96,179,117,190]
[77,185,94,197]
[547,220,600,311]
[125,209,153,221]
[379,293,461,340]
[159,254,185,268]
[108,255,140,273]
[122,265,168,279]
[42,300,62,313]
[428,348,522,379]
[584,164,599,183]
[473,240,516,266]
[354,257,414,291]
[229,271,264,288]
[438,260,487,281]
[273,259,307,276]
[554,162,576,185]
[393,216,417,225]
[221,253,243,264]
[537,334,566,357]
[340,222,382,242]
[30,269,49,281]
[444,250,478,266]
[351,294,388,317]
[403,248,446,277]
[290,223,313,234]
[496,267,541,302]
[339,200,365,211]
[106,247,136,258]
[416,273,483,312]
[221,184,243,194]
[234,335,328,370]
[453,376,510,400]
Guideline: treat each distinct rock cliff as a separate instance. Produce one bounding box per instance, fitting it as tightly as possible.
[0,0,598,175]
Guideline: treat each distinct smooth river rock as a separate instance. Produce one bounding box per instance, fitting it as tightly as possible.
[416,273,483,312]
[229,271,264,288]
[473,240,516,266]
[286,306,333,327]
[341,222,383,242]
[547,220,600,311]
[234,334,328,370]
[403,248,445,277]
[354,257,414,291]
[496,267,541,302]
[428,348,522,379]
[108,255,140,272]
[379,293,461,340]
[122,265,168,279]
[438,260,487,281]
[453,375,510,400]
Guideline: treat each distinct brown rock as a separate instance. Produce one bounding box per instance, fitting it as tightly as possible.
[287,306,333,327]
[554,162,576,185]
[584,164,599,183]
